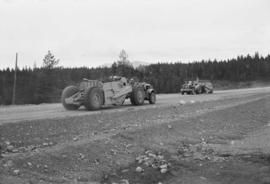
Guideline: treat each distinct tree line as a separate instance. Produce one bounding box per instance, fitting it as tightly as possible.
[0,51,270,105]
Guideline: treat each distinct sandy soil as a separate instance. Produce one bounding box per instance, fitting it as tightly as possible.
[0,87,270,184]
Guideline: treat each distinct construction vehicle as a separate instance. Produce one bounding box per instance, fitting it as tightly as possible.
[180,80,213,95]
[61,76,156,110]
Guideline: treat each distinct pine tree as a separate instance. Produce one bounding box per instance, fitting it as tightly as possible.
[35,51,60,103]
[43,50,59,69]
[116,49,133,76]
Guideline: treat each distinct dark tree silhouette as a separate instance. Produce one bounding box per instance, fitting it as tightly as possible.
[0,52,270,105]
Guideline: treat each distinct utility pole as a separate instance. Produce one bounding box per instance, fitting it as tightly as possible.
[12,53,18,105]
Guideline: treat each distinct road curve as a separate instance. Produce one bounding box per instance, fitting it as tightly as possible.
[0,87,270,125]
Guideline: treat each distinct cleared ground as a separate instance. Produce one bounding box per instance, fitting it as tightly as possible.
[0,87,270,184]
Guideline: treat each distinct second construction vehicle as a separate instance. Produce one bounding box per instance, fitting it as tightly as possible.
[180,80,213,95]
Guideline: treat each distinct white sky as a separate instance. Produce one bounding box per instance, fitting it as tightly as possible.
[0,0,269,69]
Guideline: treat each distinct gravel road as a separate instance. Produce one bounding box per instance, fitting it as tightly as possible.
[0,87,270,184]
[1,87,270,124]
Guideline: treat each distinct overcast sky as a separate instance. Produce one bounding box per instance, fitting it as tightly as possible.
[0,0,269,69]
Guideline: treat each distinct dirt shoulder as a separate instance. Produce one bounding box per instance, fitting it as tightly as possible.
[1,93,270,184]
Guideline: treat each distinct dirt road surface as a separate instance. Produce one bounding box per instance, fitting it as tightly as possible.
[1,87,269,125]
[0,87,270,184]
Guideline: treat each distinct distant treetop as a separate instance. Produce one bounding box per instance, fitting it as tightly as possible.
[43,50,59,69]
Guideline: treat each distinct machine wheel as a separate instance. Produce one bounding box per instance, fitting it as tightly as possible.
[201,86,206,94]
[195,89,201,94]
[61,86,80,110]
[149,92,156,104]
[131,87,145,105]
[84,87,103,110]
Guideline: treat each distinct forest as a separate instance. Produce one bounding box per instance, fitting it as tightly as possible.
[0,51,270,105]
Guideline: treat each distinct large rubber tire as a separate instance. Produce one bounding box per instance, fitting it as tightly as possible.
[84,87,103,110]
[199,87,202,94]
[195,87,201,94]
[149,92,156,104]
[131,87,145,105]
[201,86,206,94]
[61,86,80,110]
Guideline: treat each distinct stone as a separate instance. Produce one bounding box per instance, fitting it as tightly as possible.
[159,164,168,169]
[157,155,164,160]
[6,145,14,152]
[73,137,78,141]
[160,168,167,173]
[148,153,156,158]
[13,169,20,175]
[121,169,129,173]
[77,176,89,182]
[18,147,27,152]
[4,160,14,167]
[200,176,207,180]
[42,142,49,146]
[94,159,100,164]
[27,162,32,167]
[78,153,85,159]
[120,179,129,184]
[136,166,143,173]
[145,150,152,154]
[179,100,186,105]
[11,149,19,153]
[126,144,132,148]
